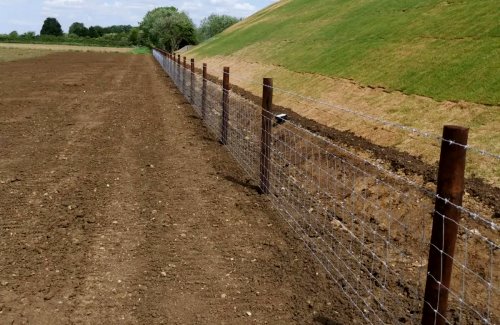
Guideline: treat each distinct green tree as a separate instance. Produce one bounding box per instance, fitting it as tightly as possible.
[103,25,132,34]
[198,14,240,41]
[8,31,18,38]
[87,26,99,38]
[128,27,140,45]
[140,7,197,51]
[20,31,36,39]
[69,22,88,37]
[41,17,63,36]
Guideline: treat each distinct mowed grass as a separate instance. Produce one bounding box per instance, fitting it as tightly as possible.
[190,0,500,105]
[130,47,151,55]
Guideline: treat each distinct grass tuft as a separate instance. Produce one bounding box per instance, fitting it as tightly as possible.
[130,47,151,55]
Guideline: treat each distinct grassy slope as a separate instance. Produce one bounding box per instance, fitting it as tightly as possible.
[190,0,500,105]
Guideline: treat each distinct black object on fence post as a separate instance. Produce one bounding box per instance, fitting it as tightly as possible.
[260,78,273,194]
[221,67,230,145]
[202,63,207,119]
[190,58,195,104]
[421,125,469,325]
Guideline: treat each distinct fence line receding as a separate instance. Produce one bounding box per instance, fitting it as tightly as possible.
[153,49,498,325]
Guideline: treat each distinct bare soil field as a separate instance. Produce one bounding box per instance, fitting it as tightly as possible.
[0,52,351,324]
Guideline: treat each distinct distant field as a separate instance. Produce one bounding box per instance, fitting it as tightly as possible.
[0,43,148,62]
[0,47,53,62]
[0,42,134,53]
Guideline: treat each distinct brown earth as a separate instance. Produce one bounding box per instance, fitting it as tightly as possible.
[0,53,353,324]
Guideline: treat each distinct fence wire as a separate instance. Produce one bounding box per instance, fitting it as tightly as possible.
[153,50,499,325]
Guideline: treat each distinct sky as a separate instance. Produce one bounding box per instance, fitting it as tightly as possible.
[0,0,276,34]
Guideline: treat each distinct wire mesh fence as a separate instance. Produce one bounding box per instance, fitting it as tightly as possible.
[153,49,499,324]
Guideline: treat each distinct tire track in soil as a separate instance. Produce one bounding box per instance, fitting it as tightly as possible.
[0,52,353,324]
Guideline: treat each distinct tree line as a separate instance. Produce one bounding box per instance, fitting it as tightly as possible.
[0,7,240,50]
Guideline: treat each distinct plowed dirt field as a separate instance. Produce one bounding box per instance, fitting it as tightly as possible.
[0,52,350,324]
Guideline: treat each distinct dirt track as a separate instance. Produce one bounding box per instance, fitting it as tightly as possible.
[0,53,350,324]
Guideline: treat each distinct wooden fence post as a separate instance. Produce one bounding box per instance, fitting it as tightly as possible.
[221,67,230,145]
[177,55,181,84]
[170,53,173,74]
[190,58,195,104]
[260,78,273,194]
[421,125,469,325]
[202,63,207,119]
[183,57,187,94]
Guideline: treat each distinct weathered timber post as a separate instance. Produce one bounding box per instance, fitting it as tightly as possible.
[170,54,175,80]
[183,57,187,94]
[260,78,273,194]
[170,53,173,74]
[164,51,168,71]
[421,125,469,325]
[190,58,195,104]
[202,63,207,119]
[170,53,173,72]
[221,67,230,145]
[177,55,181,85]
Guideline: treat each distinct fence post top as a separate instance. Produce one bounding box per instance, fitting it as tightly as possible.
[263,78,273,87]
[444,125,468,131]
[223,66,230,73]
[442,125,469,145]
